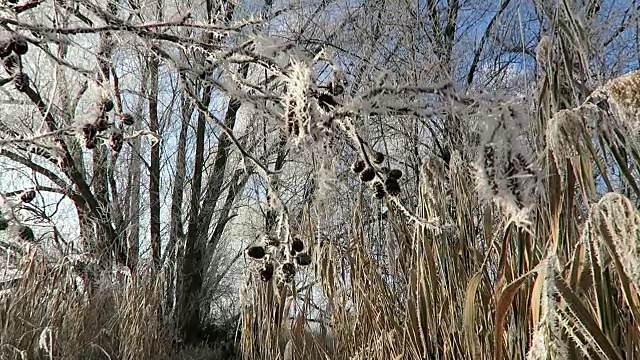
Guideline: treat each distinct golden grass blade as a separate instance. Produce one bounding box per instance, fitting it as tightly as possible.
[554,274,623,360]
[463,271,484,354]
[530,268,545,331]
[494,270,537,360]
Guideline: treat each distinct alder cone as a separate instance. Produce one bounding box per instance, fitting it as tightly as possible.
[360,168,375,182]
[280,262,296,283]
[247,245,266,259]
[373,182,386,199]
[13,73,28,92]
[119,113,134,126]
[351,159,365,174]
[295,252,312,266]
[384,178,401,196]
[100,98,114,112]
[3,53,18,74]
[11,35,27,55]
[21,190,36,203]
[260,262,274,282]
[291,237,304,252]
[96,117,110,132]
[388,169,402,180]
[109,131,124,152]
[372,151,384,164]
[82,124,98,149]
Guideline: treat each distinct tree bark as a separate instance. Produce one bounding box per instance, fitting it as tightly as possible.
[180,79,212,342]
[179,0,241,343]
[124,73,147,270]
[166,90,190,261]
[149,55,161,269]
[93,28,112,264]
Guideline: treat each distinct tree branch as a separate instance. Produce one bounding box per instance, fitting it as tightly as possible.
[466,0,512,86]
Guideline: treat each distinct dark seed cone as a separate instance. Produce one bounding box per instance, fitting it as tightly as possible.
[384,178,401,197]
[295,252,312,266]
[18,225,34,242]
[0,218,8,231]
[84,137,96,149]
[119,113,135,126]
[360,168,375,182]
[247,245,266,259]
[280,262,296,283]
[3,53,18,75]
[372,151,384,164]
[13,72,28,92]
[351,159,365,174]
[388,169,402,180]
[96,116,110,132]
[109,130,123,152]
[11,35,27,55]
[20,189,36,203]
[260,262,274,282]
[100,98,114,112]
[82,123,98,149]
[82,123,96,136]
[291,237,304,252]
[373,182,386,199]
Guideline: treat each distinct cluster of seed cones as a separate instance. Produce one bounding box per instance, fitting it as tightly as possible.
[80,97,134,152]
[0,189,37,242]
[0,31,29,92]
[246,234,312,286]
[351,149,403,199]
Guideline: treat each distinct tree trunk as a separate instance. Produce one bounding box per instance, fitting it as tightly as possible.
[124,75,147,269]
[179,0,241,343]
[149,55,161,270]
[164,87,191,320]
[180,79,212,342]
[166,90,190,260]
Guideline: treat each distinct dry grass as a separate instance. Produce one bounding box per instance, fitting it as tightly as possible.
[0,249,172,360]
